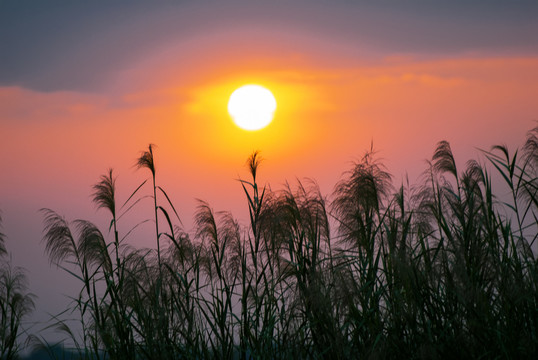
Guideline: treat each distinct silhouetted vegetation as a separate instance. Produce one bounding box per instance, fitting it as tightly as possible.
[22,344,83,360]
[0,213,35,359]
[4,127,538,359]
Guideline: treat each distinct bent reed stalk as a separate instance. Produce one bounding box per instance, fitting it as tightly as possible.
[32,128,538,359]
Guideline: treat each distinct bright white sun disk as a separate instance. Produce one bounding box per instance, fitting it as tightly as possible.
[228,85,277,131]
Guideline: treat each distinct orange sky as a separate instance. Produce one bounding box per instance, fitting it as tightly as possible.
[4,51,538,232]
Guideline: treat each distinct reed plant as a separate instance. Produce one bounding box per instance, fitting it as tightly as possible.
[1,213,35,359]
[33,127,538,359]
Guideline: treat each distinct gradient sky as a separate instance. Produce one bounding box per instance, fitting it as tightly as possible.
[2,0,538,342]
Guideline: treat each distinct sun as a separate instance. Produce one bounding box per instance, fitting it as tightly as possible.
[228,85,277,131]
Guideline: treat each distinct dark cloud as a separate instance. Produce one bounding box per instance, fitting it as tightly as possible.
[1,0,537,92]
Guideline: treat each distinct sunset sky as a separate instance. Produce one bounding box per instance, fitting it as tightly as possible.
[2,0,538,341]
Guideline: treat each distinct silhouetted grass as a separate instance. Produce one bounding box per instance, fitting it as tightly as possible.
[9,126,537,359]
[1,213,35,359]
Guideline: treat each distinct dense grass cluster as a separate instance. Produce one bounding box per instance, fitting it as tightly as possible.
[1,215,35,359]
[4,128,538,359]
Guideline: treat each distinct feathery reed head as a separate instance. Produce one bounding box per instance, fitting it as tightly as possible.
[92,168,116,216]
[194,200,218,245]
[432,140,457,178]
[0,212,6,257]
[136,144,156,176]
[523,125,538,171]
[74,220,112,272]
[333,150,392,215]
[40,208,77,265]
[246,150,262,182]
